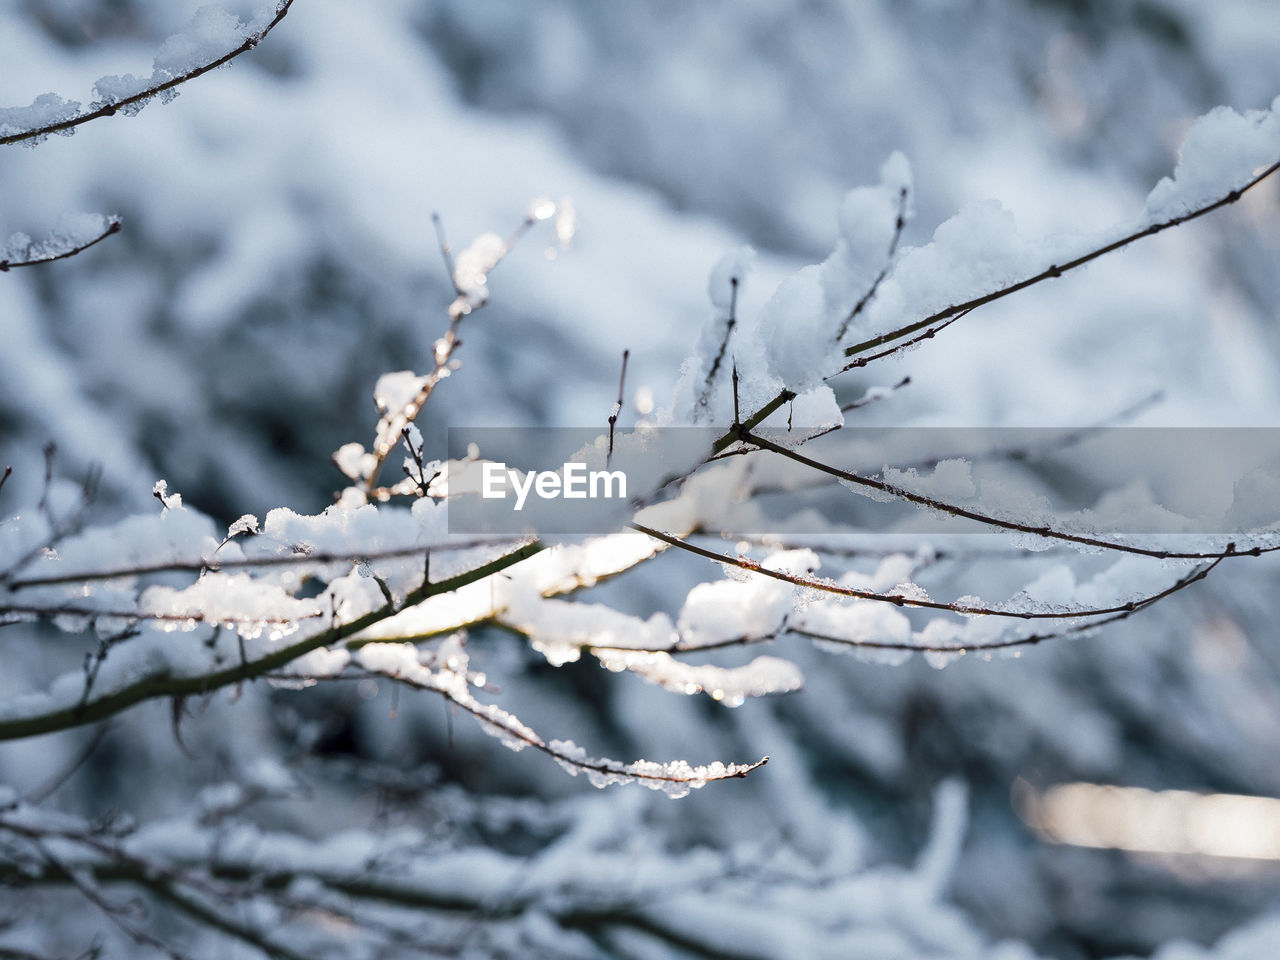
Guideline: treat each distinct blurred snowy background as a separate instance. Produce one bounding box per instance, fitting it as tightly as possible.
[2,0,1280,957]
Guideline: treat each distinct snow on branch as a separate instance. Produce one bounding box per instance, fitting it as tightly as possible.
[629,522,1237,622]
[708,100,1280,455]
[0,531,542,741]
[841,102,1280,364]
[0,0,296,147]
[0,215,121,271]
[734,429,1280,562]
[354,637,768,797]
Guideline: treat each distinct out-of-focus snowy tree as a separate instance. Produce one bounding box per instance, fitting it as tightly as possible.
[3,2,1280,959]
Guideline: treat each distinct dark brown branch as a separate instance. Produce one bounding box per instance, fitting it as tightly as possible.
[580,556,1220,659]
[0,1,295,147]
[794,556,1221,654]
[838,309,970,372]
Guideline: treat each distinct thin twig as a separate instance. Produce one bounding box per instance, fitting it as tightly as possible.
[843,161,1280,362]
[699,277,739,409]
[370,665,769,789]
[431,212,461,294]
[608,349,630,467]
[714,161,1280,456]
[23,723,112,805]
[840,375,911,413]
[0,603,320,625]
[832,184,909,344]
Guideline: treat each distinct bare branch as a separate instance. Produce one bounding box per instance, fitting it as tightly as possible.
[699,276,739,410]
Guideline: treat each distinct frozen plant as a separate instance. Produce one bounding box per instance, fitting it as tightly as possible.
[2,3,1280,957]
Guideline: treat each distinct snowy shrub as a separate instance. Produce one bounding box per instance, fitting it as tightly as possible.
[2,2,1280,958]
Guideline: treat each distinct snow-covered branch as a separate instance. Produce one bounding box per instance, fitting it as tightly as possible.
[0,1,296,147]
[0,216,120,271]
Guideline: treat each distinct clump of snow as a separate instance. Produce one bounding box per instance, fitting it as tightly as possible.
[884,458,976,502]
[1,213,117,265]
[141,573,319,639]
[1144,97,1280,222]
[226,514,259,539]
[548,739,764,799]
[0,93,80,140]
[152,479,183,511]
[152,8,250,77]
[745,153,913,391]
[451,232,507,317]
[90,7,261,115]
[707,246,755,310]
[332,441,376,483]
[592,649,804,704]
